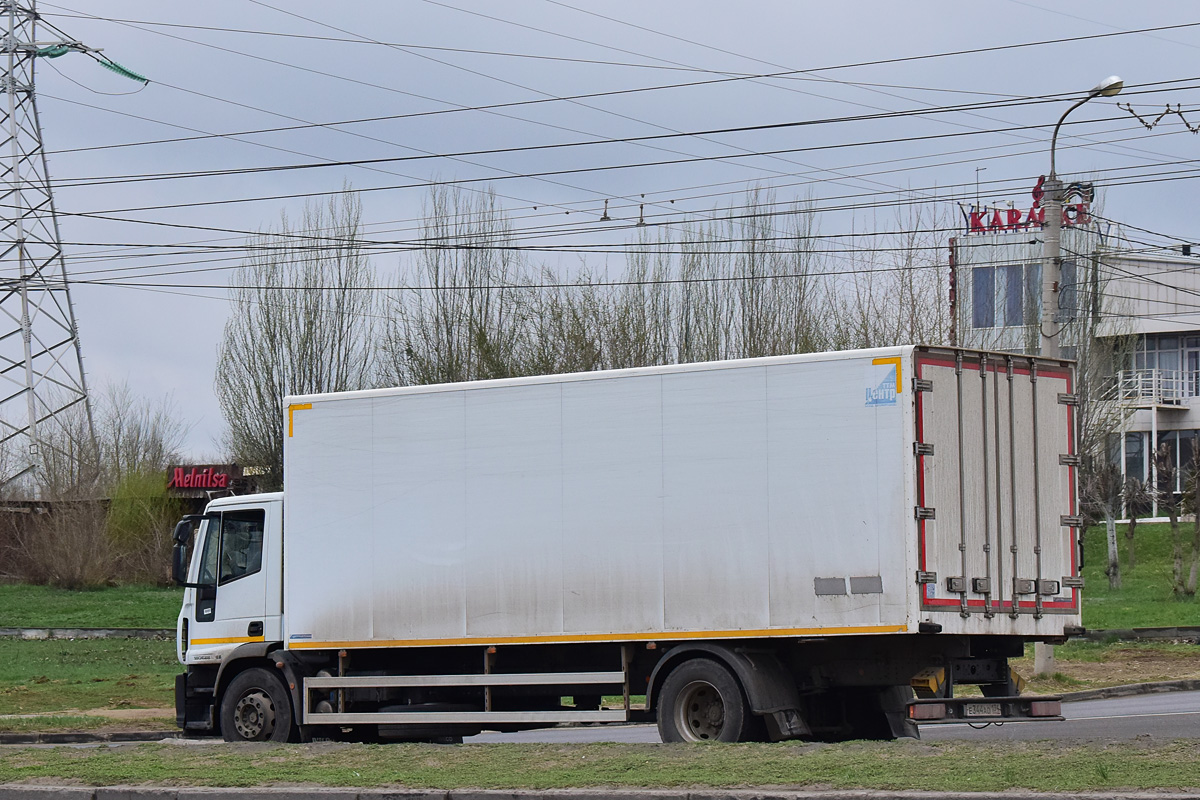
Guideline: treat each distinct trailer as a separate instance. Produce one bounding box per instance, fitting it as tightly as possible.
[173,345,1080,742]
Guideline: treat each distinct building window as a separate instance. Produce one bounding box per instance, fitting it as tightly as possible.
[971,263,1041,328]
[1135,335,1181,373]
[972,266,994,328]
[1059,260,1077,321]
[1125,432,1146,485]
[1154,430,1200,495]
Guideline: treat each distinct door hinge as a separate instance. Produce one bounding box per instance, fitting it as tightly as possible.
[1057,393,1079,406]
[1059,454,1082,467]
[914,442,935,456]
[916,571,937,584]
[1060,515,1084,528]
[913,378,934,392]
[1062,576,1085,589]
[915,506,936,520]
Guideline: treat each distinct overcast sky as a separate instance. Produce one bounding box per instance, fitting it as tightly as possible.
[22,0,1200,458]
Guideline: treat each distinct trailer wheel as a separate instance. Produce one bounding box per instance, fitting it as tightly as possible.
[220,667,295,743]
[657,658,755,742]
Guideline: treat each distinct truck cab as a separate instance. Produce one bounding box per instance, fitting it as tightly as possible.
[174,493,285,734]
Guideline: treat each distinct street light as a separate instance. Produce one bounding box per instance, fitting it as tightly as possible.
[1033,76,1123,681]
[1040,75,1123,358]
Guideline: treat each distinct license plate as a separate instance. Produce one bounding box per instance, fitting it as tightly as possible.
[965,702,1002,717]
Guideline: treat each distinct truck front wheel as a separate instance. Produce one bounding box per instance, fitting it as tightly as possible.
[220,667,295,743]
[657,658,755,742]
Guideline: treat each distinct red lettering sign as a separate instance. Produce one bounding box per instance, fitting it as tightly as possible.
[168,466,230,490]
[965,202,1089,235]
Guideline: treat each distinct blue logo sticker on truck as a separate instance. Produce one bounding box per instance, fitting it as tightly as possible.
[866,366,898,407]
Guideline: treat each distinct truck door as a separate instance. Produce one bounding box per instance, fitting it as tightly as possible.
[185,507,271,663]
[913,349,1080,622]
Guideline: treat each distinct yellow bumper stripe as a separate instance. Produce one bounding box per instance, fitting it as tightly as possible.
[191,635,266,645]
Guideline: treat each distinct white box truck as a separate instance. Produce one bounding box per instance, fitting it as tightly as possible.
[172,345,1081,743]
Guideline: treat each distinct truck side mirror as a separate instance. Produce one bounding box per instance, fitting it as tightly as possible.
[172,518,195,545]
[172,542,188,586]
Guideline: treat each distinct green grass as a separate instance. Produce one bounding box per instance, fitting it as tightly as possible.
[0,638,178,715]
[0,584,182,629]
[0,715,107,733]
[0,740,1197,791]
[1081,521,1199,629]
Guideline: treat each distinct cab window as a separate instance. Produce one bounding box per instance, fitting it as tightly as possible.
[218,509,265,585]
[196,518,219,585]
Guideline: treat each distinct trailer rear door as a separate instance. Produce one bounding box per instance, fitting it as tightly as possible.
[913,348,1079,621]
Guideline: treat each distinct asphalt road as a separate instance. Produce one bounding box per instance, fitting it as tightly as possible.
[465,690,1200,743]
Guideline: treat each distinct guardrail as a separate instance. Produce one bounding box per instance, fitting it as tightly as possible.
[1111,368,1192,405]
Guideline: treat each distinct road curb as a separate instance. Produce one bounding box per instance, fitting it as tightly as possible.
[1057,678,1200,702]
[0,628,173,640]
[1081,626,1200,642]
[0,731,180,745]
[1,789,1199,800]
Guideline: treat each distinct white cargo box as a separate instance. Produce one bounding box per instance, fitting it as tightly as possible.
[282,345,1079,652]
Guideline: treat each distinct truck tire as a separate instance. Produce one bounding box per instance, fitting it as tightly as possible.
[220,667,295,743]
[657,658,755,742]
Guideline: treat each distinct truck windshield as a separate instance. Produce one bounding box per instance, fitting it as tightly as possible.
[196,519,218,585]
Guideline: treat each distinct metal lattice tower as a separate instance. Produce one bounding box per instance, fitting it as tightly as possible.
[0,1,95,492]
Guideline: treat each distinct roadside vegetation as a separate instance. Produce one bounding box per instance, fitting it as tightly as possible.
[0,638,177,717]
[1,740,1198,791]
[0,584,180,629]
[1081,521,1199,629]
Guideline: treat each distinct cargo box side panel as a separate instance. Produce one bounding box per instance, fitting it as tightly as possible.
[914,350,1079,636]
[765,358,912,629]
[284,397,378,645]
[368,391,468,642]
[463,384,565,638]
[561,376,666,634]
[661,367,770,631]
[285,347,918,650]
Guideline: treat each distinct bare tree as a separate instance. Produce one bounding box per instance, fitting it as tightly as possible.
[1122,476,1152,569]
[381,185,527,386]
[821,201,951,350]
[217,190,377,489]
[1185,468,1200,596]
[1081,461,1123,588]
[1155,444,1187,596]
[4,381,188,586]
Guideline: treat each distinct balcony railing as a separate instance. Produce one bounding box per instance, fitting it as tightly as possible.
[1112,369,1191,405]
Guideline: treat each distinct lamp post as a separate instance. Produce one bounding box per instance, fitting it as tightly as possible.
[1034,76,1123,679]
[1039,75,1123,359]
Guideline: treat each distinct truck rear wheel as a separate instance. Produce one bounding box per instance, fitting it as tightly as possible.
[657,658,755,742]
[220,667,295,743]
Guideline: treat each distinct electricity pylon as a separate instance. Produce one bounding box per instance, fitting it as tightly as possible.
[0,2,145,492]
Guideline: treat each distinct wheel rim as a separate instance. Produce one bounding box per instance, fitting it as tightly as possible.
[232,689,276,740]
[673,680,726,741]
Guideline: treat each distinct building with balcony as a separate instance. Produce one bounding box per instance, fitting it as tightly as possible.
[951,220,1200,513]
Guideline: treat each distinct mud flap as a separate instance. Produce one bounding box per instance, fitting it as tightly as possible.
[880,685,920,739]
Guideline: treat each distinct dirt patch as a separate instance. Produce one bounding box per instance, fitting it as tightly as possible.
[1016,645,1200,690]
[76,707,172,720]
